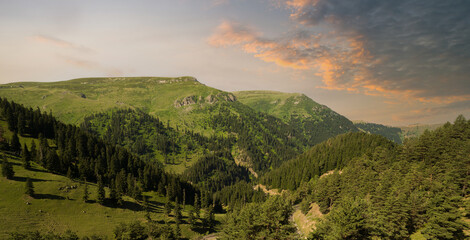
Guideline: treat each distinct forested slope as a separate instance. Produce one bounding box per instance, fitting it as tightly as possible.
[261,132,394,190]
[292,116,470,239]
[234,90,359,146]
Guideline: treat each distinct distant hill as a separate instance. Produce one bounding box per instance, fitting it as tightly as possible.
[234,91,359,145]
[353,121,402,143]
[399,123,443,140]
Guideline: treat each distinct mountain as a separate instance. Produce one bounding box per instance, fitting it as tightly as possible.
[234,90,359,145]
[0,78,309,174]
[353,121,402,143]
[0,77,226,129]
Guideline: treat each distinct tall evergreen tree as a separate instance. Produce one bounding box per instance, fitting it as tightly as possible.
[202,205,215,231]
[164,193,172,217]
[97,177,105,205]
[194,194,200,219]
[10,132,21,155]
[174,197,182,224]
[22,143,31,170]
[83,181,89,202]
[25,177,34,197]
[109,179,118,204]
[1,158,14,179]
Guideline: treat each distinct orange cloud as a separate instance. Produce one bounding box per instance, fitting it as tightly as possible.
[58,55,122,76]
[33,34,95,53]
[208,21,470,105]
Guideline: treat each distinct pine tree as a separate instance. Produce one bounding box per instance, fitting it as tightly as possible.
[174,197,182,224]
[17,112,25,136]
[10,132,21,155]
[1,158,14,179]
[164,191,172,217]
[203,205,215,231]
[83,181,89,202]
[194,193,200,219]
[22,143,31,170]
[25,177,34,197]
[30,141,37,162]
[97,176,105,205]
[189,209,197,230]
[109,179,117,204]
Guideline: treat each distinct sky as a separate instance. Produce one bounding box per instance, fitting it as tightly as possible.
[1,0,469,126]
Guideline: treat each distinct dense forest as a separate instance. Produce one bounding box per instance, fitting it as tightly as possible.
[0,97,199,204]
[207,101,307,172]
[1,95,469,239]
[261,132,395,190]
[290,116,469,239]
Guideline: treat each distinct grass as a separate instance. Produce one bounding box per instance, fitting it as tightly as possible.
[233,90,323,122]
[0,77,222,128]
[0,154,221,239]
[0,121,222,238]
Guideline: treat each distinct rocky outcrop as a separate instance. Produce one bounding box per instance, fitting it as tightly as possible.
[174,95,197,107]
[174,92,237,108]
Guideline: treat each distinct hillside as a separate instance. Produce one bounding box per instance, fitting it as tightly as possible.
[0,77,224,130]
[256,116,469,239]
[354,121,402,143]
[0,78,312,172]
[234,90,359,145]
[261,132,395,190]
[0,100,224,239]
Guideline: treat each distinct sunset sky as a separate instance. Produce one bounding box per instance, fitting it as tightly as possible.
[1,0,469,126]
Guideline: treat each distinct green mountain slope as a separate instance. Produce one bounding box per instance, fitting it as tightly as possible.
[234,90,359,145]
[0,78,308,174]
[354,121,402,143]
[0,77,225,129]
[261,132,395,190]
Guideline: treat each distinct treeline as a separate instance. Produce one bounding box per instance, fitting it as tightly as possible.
[183,150,250,193]
[261,132,395,190]
[0,97,199,204]
[81,109,223,163]
[299,116,469,239]
[288,106,359,146]
[208,102,306,172]
[81,108,263,208]
[354,122,402,143]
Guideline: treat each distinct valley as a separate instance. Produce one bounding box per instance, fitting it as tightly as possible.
[0,77,468,239]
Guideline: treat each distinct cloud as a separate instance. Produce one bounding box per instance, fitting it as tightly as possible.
[33,34,95,53]
[58,55,123,76]
[208,21,372,90]
[210,1,470,105]
[211,0,229,6]
[283,0,470,103]
[394,100,470,123]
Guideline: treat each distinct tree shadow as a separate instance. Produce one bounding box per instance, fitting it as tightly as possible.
[103,199,144,212]
[34,193,66,200]
[27,167,50,174]
[12,176,47,182]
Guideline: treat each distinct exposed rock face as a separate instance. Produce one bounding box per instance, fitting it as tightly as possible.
[174,95,196,107]
[217,92,237,102]
[205,95,217,104]
[174,92,237,108]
